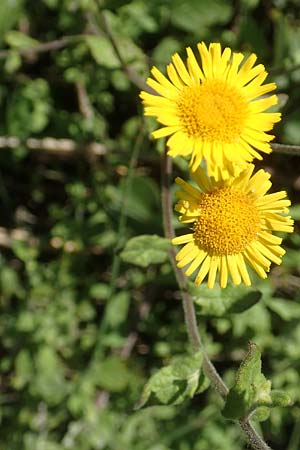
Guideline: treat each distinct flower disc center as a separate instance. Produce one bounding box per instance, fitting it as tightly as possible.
[193,187,260,255]
[177,80,248,142]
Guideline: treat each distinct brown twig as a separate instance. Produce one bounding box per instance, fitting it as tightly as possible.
[0,36,80,60]
[0,226,37,248]
[271,142,300,155]
[75,81,94,119]
[0,136,106,157]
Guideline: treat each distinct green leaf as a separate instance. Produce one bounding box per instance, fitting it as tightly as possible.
[97,355,130,392]
[85,35,120,69]
[238,16,268,56]
[89,283,110,300]
[240,0,260,8]
[252,406,271,422]
[227,291,262,314]
[107,175,161,224]
[5,30,39,50]
[4,50,21,73]
[85,29,146,72]
[290,204,300,220]
[12,350,33,389]
[104,291,130,328]
[189,283,262,317]
[0,266,24,298]
[152,37,181,65]
[31,346,68,405]
[136,352,208,408]
[270,390,293,407]
[223,343,271,420]
[170,0,233,34]
[0,0,23,46]
[223,343,293,420]
[120,235,170,268]
[266,297,300,321]
[6,78,51,137]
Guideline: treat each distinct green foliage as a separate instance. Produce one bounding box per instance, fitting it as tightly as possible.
[170,0,233,35]
[120,235,170,268]
[5,31,39,50]
[85,35,121,69]
[137,352,209,407]
[189,282,262,316]
[7,78,51,136]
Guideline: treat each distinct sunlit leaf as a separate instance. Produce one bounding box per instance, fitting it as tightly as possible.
[136,352,208,408]
[120,235,170,268]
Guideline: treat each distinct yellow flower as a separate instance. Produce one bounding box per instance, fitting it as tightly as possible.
[172,165,293,288]
[141,42,281,180]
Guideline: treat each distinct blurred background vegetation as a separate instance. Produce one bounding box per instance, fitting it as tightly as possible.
[0,0,300,449]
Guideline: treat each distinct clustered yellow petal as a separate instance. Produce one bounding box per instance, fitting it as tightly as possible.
[141,42,281,180]
[172,165,293,288]
[140,41,294,289]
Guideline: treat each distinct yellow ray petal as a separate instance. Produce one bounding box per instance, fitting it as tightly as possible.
[207,255,219,288]
[185,250,207,276]
[219,255,229,288]
[177,245,200,268]
[172,53,192,85]
[227,254,241,285]
[195,255,211,285]
[236,253,251,286]
[172,234,194,245]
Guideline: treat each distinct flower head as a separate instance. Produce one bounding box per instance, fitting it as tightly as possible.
[172,165,293,288]
[141,42,281,180]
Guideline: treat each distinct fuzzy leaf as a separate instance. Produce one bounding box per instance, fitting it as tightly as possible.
[85,35,120,69]
[120,235,170,268]
[223,343,292,420]
[252,406,271,422]
[223,343,271,420]
[136,352,207,408]
[270,390,293,407]
[5,30,39,49]
[189,283,261,317]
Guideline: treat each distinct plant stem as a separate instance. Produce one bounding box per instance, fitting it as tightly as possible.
[161,148,274,450]
[0,35,81,59]
[271,142,300,155]
[239,419,272,450]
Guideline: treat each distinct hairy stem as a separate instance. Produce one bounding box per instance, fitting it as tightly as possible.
[239,419,272,450]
